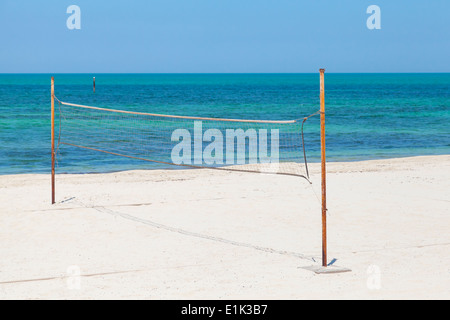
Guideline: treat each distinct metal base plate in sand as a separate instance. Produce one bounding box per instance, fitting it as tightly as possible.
[301,265,352,274]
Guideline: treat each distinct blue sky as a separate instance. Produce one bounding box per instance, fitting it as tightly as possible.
[0,0,449,73]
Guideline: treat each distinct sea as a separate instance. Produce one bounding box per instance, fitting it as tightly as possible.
[0,73,449,175]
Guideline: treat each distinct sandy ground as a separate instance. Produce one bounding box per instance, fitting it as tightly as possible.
[0,155,449,300]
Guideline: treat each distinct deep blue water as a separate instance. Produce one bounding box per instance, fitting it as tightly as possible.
[0,73,449,174]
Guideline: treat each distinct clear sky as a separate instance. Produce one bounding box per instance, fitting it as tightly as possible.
[0,0,449,73]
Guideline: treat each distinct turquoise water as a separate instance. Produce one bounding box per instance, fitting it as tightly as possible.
[0,73,449,174]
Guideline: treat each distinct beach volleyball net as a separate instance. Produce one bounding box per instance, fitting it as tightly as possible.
[50,70,335,269]
[54,99,319,181]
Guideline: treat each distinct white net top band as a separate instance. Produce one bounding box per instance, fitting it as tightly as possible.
[57,99,299,124]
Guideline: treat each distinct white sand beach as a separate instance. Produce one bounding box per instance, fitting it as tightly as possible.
[0,155,449,300]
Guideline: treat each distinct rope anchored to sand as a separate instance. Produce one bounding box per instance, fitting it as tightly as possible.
[69,198,320,263]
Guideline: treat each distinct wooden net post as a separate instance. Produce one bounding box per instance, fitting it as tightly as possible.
[320,69,327,267]
[51,77,55,204]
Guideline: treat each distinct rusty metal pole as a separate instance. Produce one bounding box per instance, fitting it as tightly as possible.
[320,69,327,267]
[51,77,55,204]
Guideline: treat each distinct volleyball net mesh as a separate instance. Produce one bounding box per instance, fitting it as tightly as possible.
[55,98,318,181]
